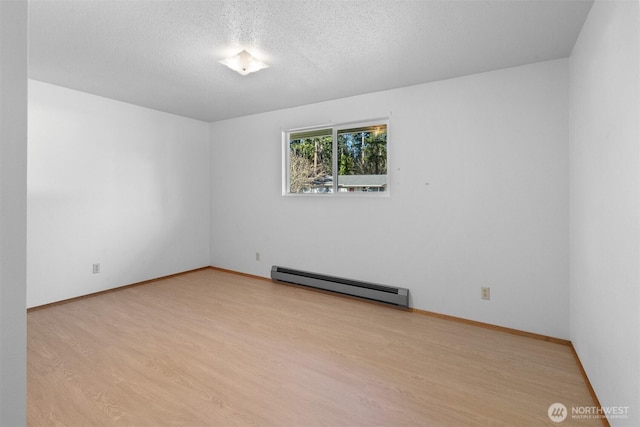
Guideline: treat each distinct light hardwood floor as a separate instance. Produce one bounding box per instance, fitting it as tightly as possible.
[28,268,602,426]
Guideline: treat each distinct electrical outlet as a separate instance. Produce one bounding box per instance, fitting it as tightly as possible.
[93,263,100,274]
[481,286,490,300]
[255,252,260,261]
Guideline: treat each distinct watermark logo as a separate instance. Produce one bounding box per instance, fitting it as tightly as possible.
[548,403,630,422]
[548,403,568,423]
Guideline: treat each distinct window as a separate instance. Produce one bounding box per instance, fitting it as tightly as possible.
[284,120,388,195]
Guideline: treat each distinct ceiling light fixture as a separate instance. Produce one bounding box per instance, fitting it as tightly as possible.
[219,49,269,76]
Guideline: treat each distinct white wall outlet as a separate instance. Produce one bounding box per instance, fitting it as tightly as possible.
[481,286,490,300]
[255,252,260,261]
[93,263,100,274]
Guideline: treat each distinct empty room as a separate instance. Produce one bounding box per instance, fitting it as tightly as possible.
[0,0,638,426]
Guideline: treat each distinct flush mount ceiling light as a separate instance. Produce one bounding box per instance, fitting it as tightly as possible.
[219,49,269,76]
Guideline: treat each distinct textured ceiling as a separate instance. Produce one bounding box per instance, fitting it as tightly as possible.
[28,0,593,123]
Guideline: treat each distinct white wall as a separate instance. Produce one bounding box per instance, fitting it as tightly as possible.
[569,1,640,425]
[27,81,210,308]
[0,1,27,425]
[210,59,570,339]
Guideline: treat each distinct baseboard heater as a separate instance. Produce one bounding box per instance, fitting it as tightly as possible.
[271,266,409,308]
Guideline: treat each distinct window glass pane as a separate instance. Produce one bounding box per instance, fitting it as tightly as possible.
[289,129,334,193]
[337,125,387,192]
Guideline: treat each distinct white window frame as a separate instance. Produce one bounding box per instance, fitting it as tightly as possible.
[282,118,390,196]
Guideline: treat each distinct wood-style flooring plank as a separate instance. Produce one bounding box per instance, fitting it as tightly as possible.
[28,268,602,426]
